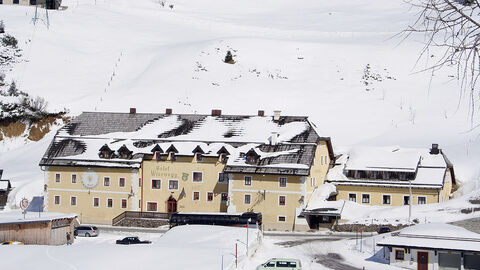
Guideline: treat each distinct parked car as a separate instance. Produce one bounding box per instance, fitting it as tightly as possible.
[116,236,151,245]
[256,258,302,270]
[2,241,24,245]
[377,227,391,234]
[74,226,99,237]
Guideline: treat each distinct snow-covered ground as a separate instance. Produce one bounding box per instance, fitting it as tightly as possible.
[0,224,260,270]
[0,0,478,235]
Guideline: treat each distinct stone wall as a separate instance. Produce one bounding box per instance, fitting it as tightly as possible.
[114,218,169,228]
[335,223,411,232]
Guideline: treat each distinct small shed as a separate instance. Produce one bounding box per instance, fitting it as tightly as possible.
[377,223,480,270]
[0,211,77,245]
[303,184,343,230]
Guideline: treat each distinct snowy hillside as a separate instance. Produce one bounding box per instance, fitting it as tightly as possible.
[0,0,479,210]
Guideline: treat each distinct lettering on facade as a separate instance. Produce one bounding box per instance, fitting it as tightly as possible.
[150,165,188,180]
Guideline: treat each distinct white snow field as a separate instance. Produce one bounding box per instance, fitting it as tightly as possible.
[0,224,260,270]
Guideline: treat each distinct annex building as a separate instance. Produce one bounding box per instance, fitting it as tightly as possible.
[39,109,334,231]
[0,0,61,9]
[326,145,456,207]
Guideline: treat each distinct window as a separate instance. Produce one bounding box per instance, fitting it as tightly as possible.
[244,176,252,186]
[362,194,370,204]
[403,196,410,205]
[70,196,77,206]
[221,192,228,202]
[119,177,125,187]
[107,198,113,208]
[279,195,286,206]
[207,192,214,202]
[310,177,316,187]
[168,179,178,190]
[104,177,110,187]
[399,173,407,180]
[349,193,357,202]
[55,173,61,183]
[382,171,390,180]
[138,199,142,209]
[193,191,200,201]
[220,154,228,164]
[54,195,60,205]
[121,199,127,209]
[138,178,142,187]
[244,194,251,204]
[218,173,229,183]
[279,177,287,187]
[321,156,324,165]
[382,195,391,205]
[147,202,157,211]
[13,0,19,4]
[71,174,77,184]
[193,172,203,182]
[196,154,203,162]
[93,197,99,207]
[418,196,426,205]
[278,216,286,222]
[395,250,405,260]
[152,179,161,189]
[169,153,176,161]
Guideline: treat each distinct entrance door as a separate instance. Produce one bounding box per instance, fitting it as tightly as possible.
[167,197,177,214]
[418,251,429,270]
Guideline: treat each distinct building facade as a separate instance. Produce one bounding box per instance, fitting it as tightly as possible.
[326,145,455,207]
[40,109,334,231]
[0,0,61,9]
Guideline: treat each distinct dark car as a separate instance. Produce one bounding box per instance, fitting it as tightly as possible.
[377,227,391,234]
[116,236,151,245]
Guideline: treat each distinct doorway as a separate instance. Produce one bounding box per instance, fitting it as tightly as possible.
[167,196,177,214]
[417,251,429,270]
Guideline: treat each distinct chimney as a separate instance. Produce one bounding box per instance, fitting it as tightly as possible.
[129,108,136,114]
[211,109,222,116]
[430,143,440,155]
[270,132,278,145]
[166,108,172,115]
[258,110,265,117]
[273,110,281,121]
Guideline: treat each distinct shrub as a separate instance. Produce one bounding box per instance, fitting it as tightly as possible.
[2,34,18,48]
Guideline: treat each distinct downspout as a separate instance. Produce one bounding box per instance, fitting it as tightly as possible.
[141,159,144,212]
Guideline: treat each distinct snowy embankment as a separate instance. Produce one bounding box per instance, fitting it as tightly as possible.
[0,0,479,218]
[0,224,261,270]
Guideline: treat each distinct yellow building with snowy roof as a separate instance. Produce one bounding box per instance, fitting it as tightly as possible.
[40,109,334,231]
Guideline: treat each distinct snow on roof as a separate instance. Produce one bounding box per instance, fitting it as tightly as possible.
[41,112,324,175]
[326,145,449,187]
[346,146,421,172]
[305,183,338,211]
[0,210,77,225]
[377,223,480,252]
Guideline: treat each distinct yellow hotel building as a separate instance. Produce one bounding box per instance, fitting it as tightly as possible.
[40,109,334,231]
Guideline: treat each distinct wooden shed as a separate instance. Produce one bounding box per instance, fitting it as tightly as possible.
[0,211,77,245]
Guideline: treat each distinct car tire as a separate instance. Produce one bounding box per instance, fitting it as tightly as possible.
[85,233,90,237]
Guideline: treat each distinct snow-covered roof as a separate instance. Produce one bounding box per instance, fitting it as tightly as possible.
[40,112,332,176]
[0,210,77,225]
[326,145,452,188]
[377,223,480,252]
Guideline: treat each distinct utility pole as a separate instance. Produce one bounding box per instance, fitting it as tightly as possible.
[409,179,412,222]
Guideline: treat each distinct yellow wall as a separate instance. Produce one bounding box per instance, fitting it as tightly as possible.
[141,155,228,213]
[439,169,453,203]
[46,166,139,224]
[229,173,303,231]
[335,185,439,206]
[306,140,331,202]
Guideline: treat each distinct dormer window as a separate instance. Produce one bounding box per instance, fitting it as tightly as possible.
[245,149,260,165]
[166,144,178,161]
[217,146,230,164]
[192,145,205,163]
[117,145,133,159]
[99,144,113,159]
[151,144,164,161]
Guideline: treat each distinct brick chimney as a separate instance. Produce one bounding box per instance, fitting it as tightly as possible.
[166,108,172,115]
[211,109,222,116]
[129,108,136,114]
[258,110,265,117]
